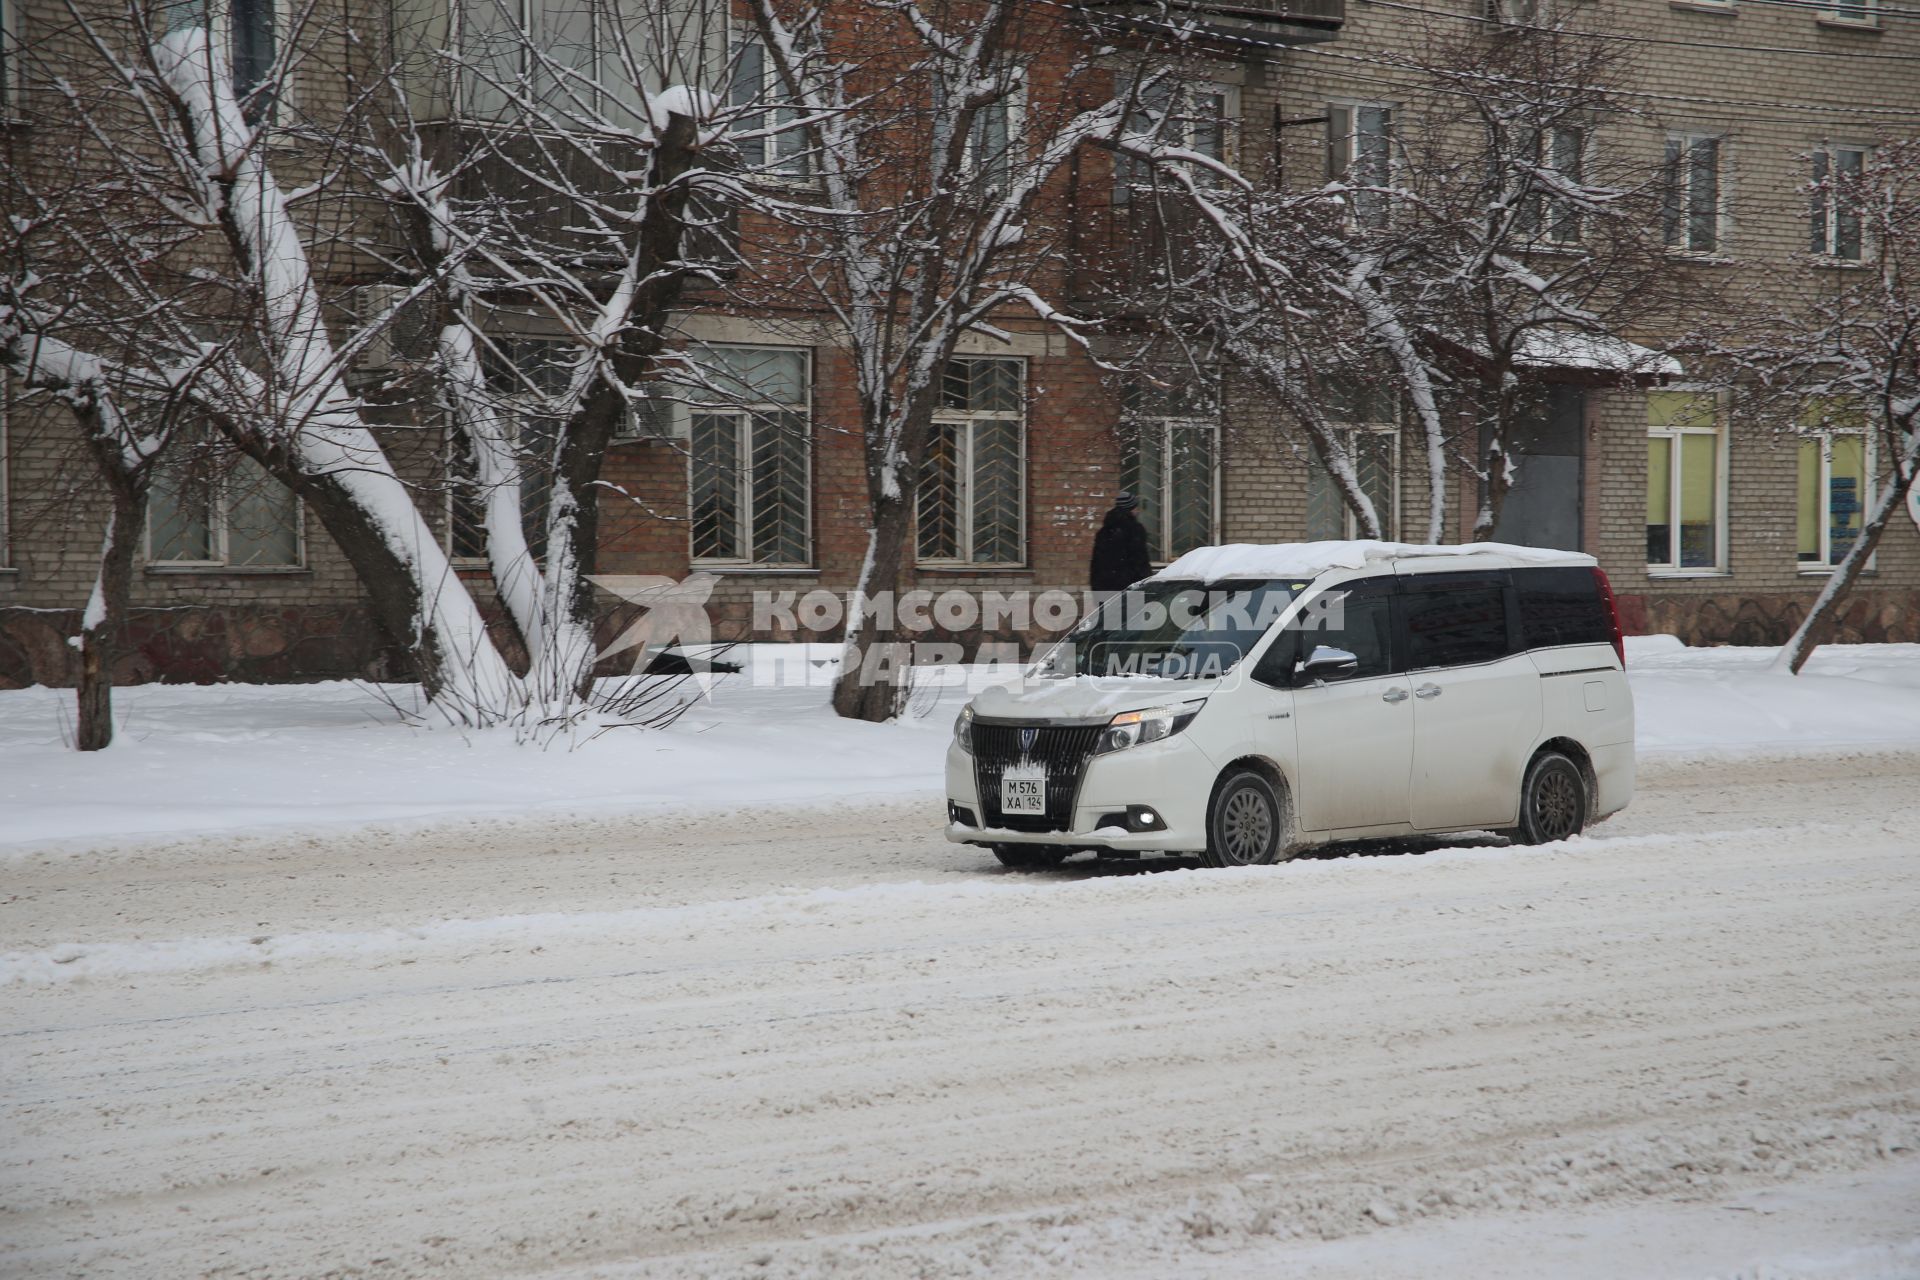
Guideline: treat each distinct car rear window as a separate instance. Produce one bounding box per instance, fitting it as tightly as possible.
[1514,567,1611,651]
[1404,574,1512,669]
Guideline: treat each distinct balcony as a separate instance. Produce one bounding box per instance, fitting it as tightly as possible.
[1076,0,1344,48]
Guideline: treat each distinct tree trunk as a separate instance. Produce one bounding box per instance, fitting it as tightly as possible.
[1771,437,1919,675]
[75,489,143,752]
[832,506,912,723]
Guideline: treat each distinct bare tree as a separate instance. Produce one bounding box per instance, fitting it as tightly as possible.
[3,0,740,731]
[1692,138,1920,674]
[744,0,1219,721]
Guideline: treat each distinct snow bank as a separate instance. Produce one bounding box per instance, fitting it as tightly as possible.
[1,643,1916,855]
[1152,539,1588,583]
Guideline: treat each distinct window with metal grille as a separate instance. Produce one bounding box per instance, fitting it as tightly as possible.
[1327,102,1393,229]
[1306,379,1398,540]
[1810,146,1866,261]
[1121,380,1218,564]
[918,358,1025,566]
[1663,135,1723,255]
[685,346,812,567]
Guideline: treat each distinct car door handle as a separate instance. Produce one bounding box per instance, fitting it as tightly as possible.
[1381,687,1409,704]
[1415,684,1442,699]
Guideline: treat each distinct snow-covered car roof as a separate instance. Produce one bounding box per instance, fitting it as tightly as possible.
[1149,540,1595,584]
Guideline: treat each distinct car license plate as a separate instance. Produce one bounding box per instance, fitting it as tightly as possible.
[1001,764,1046,815]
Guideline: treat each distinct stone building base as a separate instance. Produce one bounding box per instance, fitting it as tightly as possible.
[1614,587,1920,648]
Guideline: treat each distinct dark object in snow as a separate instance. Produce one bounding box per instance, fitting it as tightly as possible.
[643,650,742,676]
[1090,502,1153,592]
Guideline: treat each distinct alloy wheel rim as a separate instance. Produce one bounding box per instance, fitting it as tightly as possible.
[1222,787,1273,864]
[1534,767,1580,840]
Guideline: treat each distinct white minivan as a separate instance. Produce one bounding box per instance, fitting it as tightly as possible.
[945,541,1634,868]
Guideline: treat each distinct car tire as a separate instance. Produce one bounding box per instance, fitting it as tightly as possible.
[991,843,1070,870]
[1202,769,1293,869]
[1514,751,1588,844]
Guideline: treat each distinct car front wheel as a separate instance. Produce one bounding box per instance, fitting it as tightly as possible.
[1514,751,1587,844]
[1203,769,1292,869]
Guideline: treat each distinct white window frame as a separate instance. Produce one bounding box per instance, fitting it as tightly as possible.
[1810,143,1869,262]
[727,31,810,181]
[685,344,814,569]
[146,456,306,570]
[1663,133,1726,256]
[165,0,291,120]
[1645,389,1729,576]
[917,357,1027,569]
[960,84,1027,187]
[1328,99,1395,230]
[1123,391,1221,566]
[1116,82,1236,204]
[1820,0,1877,25]
[1795,414,1874,574]
[1526,123,1590,247]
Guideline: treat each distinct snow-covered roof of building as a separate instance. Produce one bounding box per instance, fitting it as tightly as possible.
[1517,330,1682,376]
[1151,540,1592,583]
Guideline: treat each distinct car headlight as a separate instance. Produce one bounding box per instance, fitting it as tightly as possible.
[954,705,975,755]
[1093,701,1204,755]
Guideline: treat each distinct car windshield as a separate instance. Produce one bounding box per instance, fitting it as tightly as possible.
[1038,579,1304,679]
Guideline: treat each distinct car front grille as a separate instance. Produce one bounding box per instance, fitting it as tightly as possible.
[972,723,1103,833]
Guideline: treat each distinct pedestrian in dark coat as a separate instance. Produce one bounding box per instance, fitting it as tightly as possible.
[1089,491,1153,592]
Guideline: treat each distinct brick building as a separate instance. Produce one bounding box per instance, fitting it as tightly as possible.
[2,0,1916,688]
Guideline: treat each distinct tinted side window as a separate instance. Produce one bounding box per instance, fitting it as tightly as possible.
[1291,580,1396,682]
[1404,573,1511,669]
[1515,566,1609,650]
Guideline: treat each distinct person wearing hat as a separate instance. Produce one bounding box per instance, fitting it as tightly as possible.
[1089,490,1153,594]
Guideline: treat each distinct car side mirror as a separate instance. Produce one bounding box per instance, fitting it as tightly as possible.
[1295,645,1360,685]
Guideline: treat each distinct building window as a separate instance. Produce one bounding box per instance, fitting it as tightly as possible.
[458,0,661,126]
[0,392,10,568]
[1663,135,1723,254]
[1797,402,1869,569]
[1328,102,1394,229]
[159,0,279,113]
[1519,125,1586,245]
[1117,83,1230,203]
[1306,380,1398,541]
[1121,381,1218,564]
[1,0,21,116]
[686,345,812,567]
[1645,390,1724,572]
[728,36,808,178]
[149,453,302,568]
[918,357,1024,566]
[1810,145,1866,261]
[466,335,579,562]
[1821,0,1877,24]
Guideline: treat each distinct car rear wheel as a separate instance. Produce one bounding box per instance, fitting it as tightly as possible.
[1515,751,1587,844]
[1203,770,1292,869]
[991,843,1070,870]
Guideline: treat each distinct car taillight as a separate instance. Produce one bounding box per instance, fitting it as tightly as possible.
[1592,567,1625,668]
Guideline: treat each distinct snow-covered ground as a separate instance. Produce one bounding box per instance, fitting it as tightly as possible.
[4,639,1919,853]
[3,641,1918,1277]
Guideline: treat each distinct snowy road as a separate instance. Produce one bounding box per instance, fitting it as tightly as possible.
[5,751,1919,1277]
